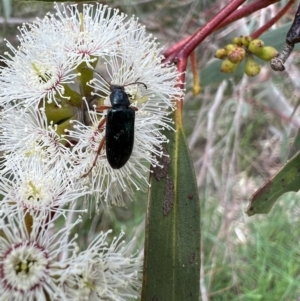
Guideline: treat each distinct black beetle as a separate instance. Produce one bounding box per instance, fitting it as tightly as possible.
[83,70,147,176]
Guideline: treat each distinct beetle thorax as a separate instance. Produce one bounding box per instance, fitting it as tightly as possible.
[110,86,131,107]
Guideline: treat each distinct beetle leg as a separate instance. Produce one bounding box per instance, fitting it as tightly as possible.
[82,117,107,177]
[95,105,111,112]
[82,136,106,177]
[97,116,106,131]
[131,106,138,111]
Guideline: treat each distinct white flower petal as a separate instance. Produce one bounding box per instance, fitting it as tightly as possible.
[0,211,81,301]
[63,230,142,301]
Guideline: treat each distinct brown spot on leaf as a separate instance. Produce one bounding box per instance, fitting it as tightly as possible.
[188,194,193,200]
[163,175,174,217]
[189,252,195,264]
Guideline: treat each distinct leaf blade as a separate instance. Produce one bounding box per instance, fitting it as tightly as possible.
[142,113,201,301]
[247,151,300,216]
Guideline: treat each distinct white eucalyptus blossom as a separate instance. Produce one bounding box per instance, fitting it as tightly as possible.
[0,154,87,221]
[63,230,142,301]
[0,210,81,301]
[0,34,79,109]
[0,2,182,207]
[0,3,176,299]
[0,106,73,170]
[54,3,130,60]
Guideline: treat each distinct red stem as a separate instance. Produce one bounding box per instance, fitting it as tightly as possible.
[173,0,248,92]
[167,0,289,116]
[216,0,279,30]
[164,36,191,59]
[164,0,281,60]
[251,0,295,39]
[180,0,247,56]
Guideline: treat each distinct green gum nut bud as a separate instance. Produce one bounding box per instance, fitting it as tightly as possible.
[244,56,261,77]
[255,46,279,61]
[214,48,227,59]
[248,39,265,55]
[227,47,246,63]
[220,58,240,73]
[225,44,237,54]
[232,36,242,46]
[240,35,252,47]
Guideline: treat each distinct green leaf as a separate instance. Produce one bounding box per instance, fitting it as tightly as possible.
[141,112,201,301]
[247,151,300,216]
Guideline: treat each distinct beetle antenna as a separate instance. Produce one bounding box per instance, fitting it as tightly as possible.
[135,82,148,89]
[124,81,147,90]
[81,67,111,86]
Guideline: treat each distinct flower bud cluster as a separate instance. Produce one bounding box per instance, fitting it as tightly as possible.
[215,36,279,77]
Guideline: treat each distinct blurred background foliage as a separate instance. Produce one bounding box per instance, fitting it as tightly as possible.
[2,0,300,299]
